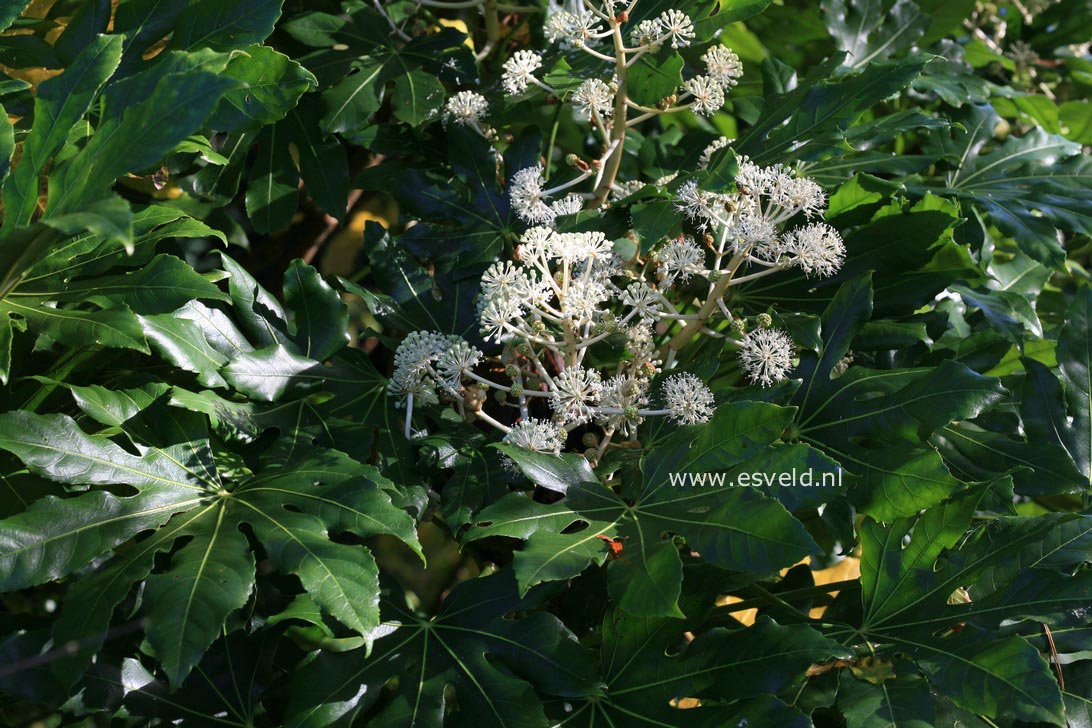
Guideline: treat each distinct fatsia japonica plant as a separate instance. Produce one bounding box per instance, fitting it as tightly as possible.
[0,0,1090,726]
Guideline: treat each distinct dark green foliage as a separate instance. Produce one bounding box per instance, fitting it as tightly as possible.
[0,1,1088,726]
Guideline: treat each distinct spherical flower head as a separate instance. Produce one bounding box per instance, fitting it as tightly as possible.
[545,10,602,48]
[550,366,603,424]
[620,283,663,322]
[781,176,827,219]
[393,330,449,376]
[572,78,614,118]
[518,226,561,262]
[630,19,663,50]
[443,91,487,127]
[387,367,439,406]
[479,296,524,343]
[501,50,542,95]
[510,165,554,225]
[684,75,726,116]
[662,372,715,425]
[658,237,706,286]
[657,9,695,48]
[436,339,482,388]
[504,418,565,454]
[555,230,613,262]
[728,205,780,256]
[481,260,533,305]
[550,193,584,218]
[388,330,451,405]
[784,223,845,277]
[625,324,662,376]
[597,376,650,437]
[675,179,729,229]
[702,45,743,88]
[735,158,786,199]
[698,136,734,170]
[739,328,794,387]
[561,278,610,325]
[736,159,827,222]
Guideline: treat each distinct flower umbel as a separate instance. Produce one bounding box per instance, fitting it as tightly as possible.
[739,328,795,387]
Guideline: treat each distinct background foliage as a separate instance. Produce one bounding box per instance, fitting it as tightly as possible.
[0,0,1090,725]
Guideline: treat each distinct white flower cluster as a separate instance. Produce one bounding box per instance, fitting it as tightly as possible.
[387,331,481,406]
[474,4,749,217]
[381,2,846,452]
[508,165,588,226]
[739,328,795,387]
[501,50,543,95]
[673,157,843,277]
[443,91,488,129]
[387,224,727,450]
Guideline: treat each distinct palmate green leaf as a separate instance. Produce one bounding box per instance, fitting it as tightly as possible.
[285,571,601,728]
[222,344,326,401]
[1,34,123,231]
[822,0,929,69]
[736,55,927,163]
[934,421,1084,497]
[20,205,226,290]
[366,127,539,273]
[836,659,934,728]
[0,411,216,590]
[864,510,1092,633]
[167,0,282,52]
[50,504,214,688]
[893,628,1064,725]
[283,100,349,220]
[27,254,230,315]
[317,58,383,136]
[434,431,509,529]
[494,443,597,495]
[860,491,980,629]
[193,129,256,204]
[286,7,474,136]
[627,52,685,107]
[42,442,420,687]
[391,70,445,127]
[247,122,299,233]
[1056,285,1092,490]
[139,312,231,388]
[142,502,255,686]
[284,259,349,361]
[465,491,616,595]
[469,403,816,616]
[857,497,1092,724]
[1,300,149,353]
[119,632,277,725]
[548,579,849,728]
[53,0,111,66]
[220,252,290,347]
[45,62,238,217]
[915,104,1092,267]
[59,380,172,429]
[790,275,1006,519]
[209,44,316,132]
